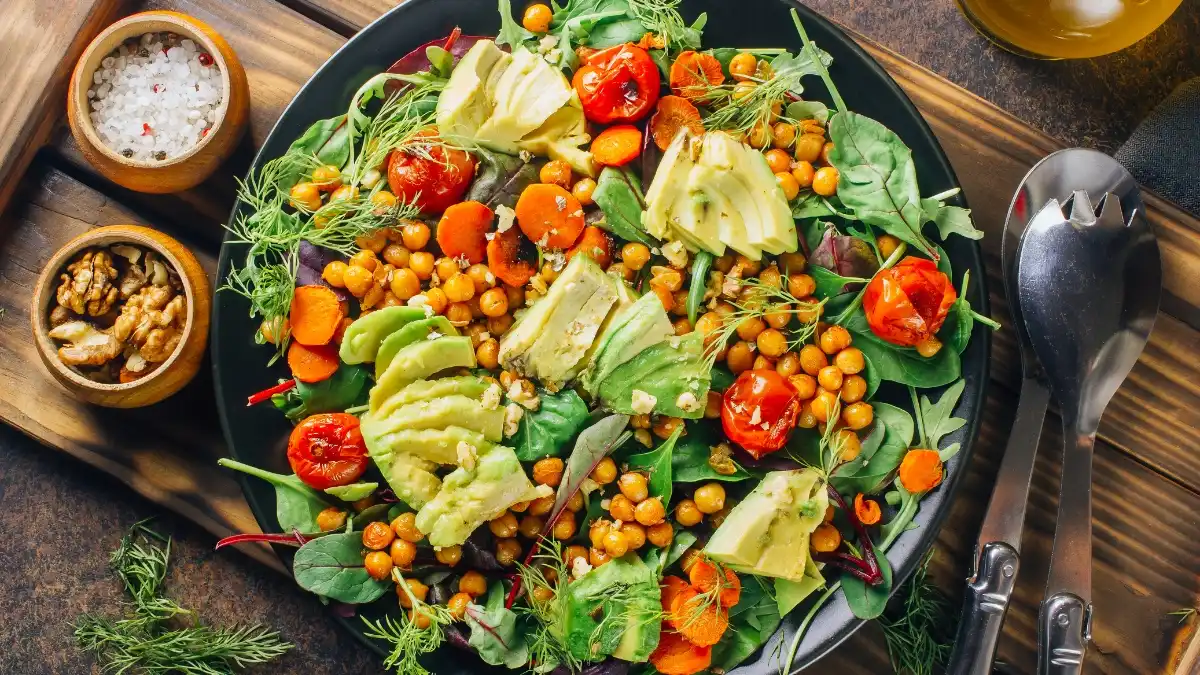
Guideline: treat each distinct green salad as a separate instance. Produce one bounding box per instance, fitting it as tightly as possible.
[218,1,996,673]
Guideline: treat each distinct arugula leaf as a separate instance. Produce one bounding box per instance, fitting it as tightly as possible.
[842,546,893,619]
[830,402,913,495]
[827,111,936,258]
[497,0,535,48]
[921,196,983,242]
[465,585,529,668]
[217,459,332,532]
[786,99,830,124]
[767,46,833,97]
[917,379,967,461]
[324,482,378,502]
[671,422,752,483]
[513,388,590,461]
[293,532,391,604]
[626,424,682,504]
[687,251,714,324]
[592,166,655,246]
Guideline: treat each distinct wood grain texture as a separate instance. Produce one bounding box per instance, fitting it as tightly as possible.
[0,0,121,216]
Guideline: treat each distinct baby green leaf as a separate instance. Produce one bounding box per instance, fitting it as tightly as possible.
[552,414,632,518]
[663,530,698,573]
[626,424,682,504]
[324,482,378,502]
[217,459,332,532]
[276,365,369,420]
[842,546,893,619]
[293,532,391,604]
[687,251,714,325]
[464,148,539,210]
[593,166,656,246]
[831,402,913,495]
[671,422,752,483]
[465,599,529,668]
[918,379,968,461]
[514,388,590,461]
[786,99,830,124]
[842,310,961,388]
[921,197,983,241]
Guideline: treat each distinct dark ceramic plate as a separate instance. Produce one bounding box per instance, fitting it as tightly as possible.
[213,1,990,671]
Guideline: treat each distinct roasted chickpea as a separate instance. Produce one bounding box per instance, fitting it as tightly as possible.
[834,347,866,375]
[589,547,612,567]
[757,328,788,358]
[530,586,555,607]
[488,313,514,335]
[316,507,347,532]
[459,570,488,597]
[370,190,398,213]
[916,336,943,358]
[361,283,385,310]
[818,365,844,391]
[631,414,651,429]
[797,401,818,429]
[842,402,874,431]
[634,497,667,526]
[810,388,838,424]
[489,511,519,539]
[362,521,395,550]
[532,457,565,487]
[621,242,651,271]
[819,325,852,355]
[382,243,411,269]
[589,519,612,549]
[776,171,801,201]
[752,355,775,371]
[794,133,825,164]
[476,339,500,370]
[590,457,618,485]
[519,515,545,539]
[791,161,815,189]
[390,538,417,568]
[705,391,723,419]
[311,164,342,191]
[319,261,347,289]
[776,351,801,378]
[653,416,683,440]
[634,429,654,447]
[572,177,597,205]
[440,273,473,304]
[564,545,589,568]
[675,499,704,527]
[539,160,573,189]
[694,311,723,342]
[424,287,449,315]
[356,230,388,254]
[810,522,842,553]
[758,264,783,288]
[409,251,435,279]
[764,149,792,174]
[694,483,726,515]
[446,302,473,326]
[732,80,757,101]
[496,538,522,566]
[349,249,378,272]
[609,494,636,522]
[389,268,421,300]
[837,430,862,462]
[566,491,584,513]
[620,521,647,550]
[795,298,822,323]
[736,316,766,342]
[773,122,797,149]
[401,221,431,251]
[553,512,578,540]
[747,121,770,148]
[618,472,650,503]
[528,495,554,516]
[435,256,461,282]
[364,551,394,581]
[646,522,674,548]
[841,374,868,403]
[447,592,472,620]
[435,544,463,566]
[788,273,816,298]
[289,182,322,211]
[788,373,818,400]
[476,287,508,318]
[813,166,840,197]
[603,530,630,558]
[727,340,755,374]
[820,141,835,166]
[729,52,758,81]
[391,512,424,543]
[330,184,359,203]
[877,234,902,261]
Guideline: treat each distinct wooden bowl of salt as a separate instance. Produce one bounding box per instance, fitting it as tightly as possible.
[67,11,249,193]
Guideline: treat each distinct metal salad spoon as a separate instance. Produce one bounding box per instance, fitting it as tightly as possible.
[1016,179,1160,675]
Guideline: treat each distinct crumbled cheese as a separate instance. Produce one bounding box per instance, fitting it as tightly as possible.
[555,195,568,211]
[496,204,516,233]
[545,48,562,63]
[536,233,550,248]
[630,389,657,415]
[600,498,612,510]
[544,248,567,271]
[662,240,688,268]
[572,556,593,579]
[749,405,762,426]
[456,441,479,471]
[760,422,770,430]
[676,392,702,413]
[479,332,491,342]
[507,382,541,411]
[407,294,435,317]
[503,403,524,437]
[651,247,661,255]
[519,150,534,162]
[580,478,600,495]
[538,35,558,51]
[533,484,554,498]
[427,330,443,341]
[481,382,502,411]
[669,336,681,349]
[454,254,471,269]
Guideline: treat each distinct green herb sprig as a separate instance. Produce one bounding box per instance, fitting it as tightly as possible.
[362,571,456,675]
[878,551,958,675]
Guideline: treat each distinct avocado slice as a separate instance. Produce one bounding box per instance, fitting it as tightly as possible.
[362,395,504,445]
[436,40,512,139]
[364,424,495,466]
[582,290,675,396]
[374,316,458,379]
[338,306,427,364]
[704,468,829,581]
[370,336,476,409]
[372,375,491,418]
[383,453,442,509]
[563,554,661,663]
[596,332,711,419]
[414,444,546,547]
[643,129,696,240]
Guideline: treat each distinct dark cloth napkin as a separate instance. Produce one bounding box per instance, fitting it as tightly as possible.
[1115,77,1200,215]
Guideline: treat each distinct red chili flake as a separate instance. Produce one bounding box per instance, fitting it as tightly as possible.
[142,123,152,136]
[198,52,214,66]
[201,127,210,138]
[153,84,161,93]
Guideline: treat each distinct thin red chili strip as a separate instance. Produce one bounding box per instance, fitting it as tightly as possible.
[247,379,297,406]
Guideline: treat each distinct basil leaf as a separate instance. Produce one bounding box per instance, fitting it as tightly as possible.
[217,459,331,532]
[830,402,913,495]
[513,388,590,461]
[842,547,893,619]
[687,250,714,325]
[626,424,682,504]
[465,148,539,210]
[293,532,391,604]
[592,166,655,246]
[671,422,752,483]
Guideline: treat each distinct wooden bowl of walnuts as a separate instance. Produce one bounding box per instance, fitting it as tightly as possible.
[30,225,210,408]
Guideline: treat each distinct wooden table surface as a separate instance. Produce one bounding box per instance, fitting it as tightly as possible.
[2,1,1199,674]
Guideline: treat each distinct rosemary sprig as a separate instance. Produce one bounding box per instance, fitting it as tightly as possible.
[878,551,957,675]
[74,521,292,674]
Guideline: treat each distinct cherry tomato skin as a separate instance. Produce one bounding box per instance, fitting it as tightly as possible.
[721,369,801,459]
[387,128,476,214]
[572,44,661,124]
[862,256,957,347]
[287,413,369,490]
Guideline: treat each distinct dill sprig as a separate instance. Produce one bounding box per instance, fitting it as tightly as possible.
[703,276,824,367]
[516,541,581,674]
[627,0,701,53]
[363,571,456,675]
[700,71,802,137]
[878,551,957,675]
[74,520,292,674]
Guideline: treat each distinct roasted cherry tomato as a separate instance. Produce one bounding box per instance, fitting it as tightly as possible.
[862,256,957,347]
[287,413,368,490]
[387,127,476,214]
[572,44,661,124]
[721,369,801,459]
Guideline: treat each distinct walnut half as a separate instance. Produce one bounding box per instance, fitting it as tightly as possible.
[56,249,119,317]
[48,320,122,367]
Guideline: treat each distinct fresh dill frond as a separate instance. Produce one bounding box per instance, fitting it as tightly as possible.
[878,551,957,675]
[703,276,824,367]
[345,82,442,186]
[364,576,455,675]
[516,540,581,674]
[627,0,703,53]
[1170,607,1198,623]
[75,521,292,674]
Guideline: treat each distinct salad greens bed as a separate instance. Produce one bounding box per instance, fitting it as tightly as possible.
[216,1,994,673]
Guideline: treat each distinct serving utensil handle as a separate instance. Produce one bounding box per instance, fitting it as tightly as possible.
[947,542,1020,675]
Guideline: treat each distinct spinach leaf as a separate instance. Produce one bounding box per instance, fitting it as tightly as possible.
[710,576,781,672]
[710,366,735,392]
[827,111,936,258]
[917,379,967,460]
[217,459,332,532]
[786,99,830,124]
[626,425,682,504]
[497,0,535,48]
[841,310,960,388]
[592,166,655,246]
[663,530,698,572]
[465,585,529,668]
[810,265,866,300]
[293,532,391,604]
[671,422,752,483]
[830,402,912,495]
[687,250,714,324]
[513,388,590,461]
[861,349,881,399]
[465,148,539,210]
[792,192,836,221]
[551,414,631,520]
[324,482,378,502]
[938,269,990,355]
[585,16,647,48]
[842,546,893,620]
[276,365,369,420]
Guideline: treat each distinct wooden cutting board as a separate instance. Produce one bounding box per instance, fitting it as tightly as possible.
[1,0,1198,672]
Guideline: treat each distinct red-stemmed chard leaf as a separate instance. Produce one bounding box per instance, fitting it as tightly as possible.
[215,528,313,551]
[812,484,884,585]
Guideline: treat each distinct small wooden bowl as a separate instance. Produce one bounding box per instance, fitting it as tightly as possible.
[31,225,211,408]
[67,11,249,194]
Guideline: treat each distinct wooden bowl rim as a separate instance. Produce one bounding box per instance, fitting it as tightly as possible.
[70,11,234,170]
[31,225,201,394]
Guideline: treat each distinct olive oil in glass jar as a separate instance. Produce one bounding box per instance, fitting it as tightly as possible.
[956,0,1182,59]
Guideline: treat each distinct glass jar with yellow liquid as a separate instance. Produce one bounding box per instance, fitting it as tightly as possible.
[957,0,1182,59]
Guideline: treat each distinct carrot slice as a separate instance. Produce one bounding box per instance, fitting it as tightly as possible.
[667,586,699,632]
[289,285,345,346]
[591,125,643,167]
[650,95,704,151]
[287,341,339,383]
[661,575,691,611]
[675,594,729,647]
[899,448,944,493]
[515,183,585,249]
[566,226,613,268]
[669,51,724,102]
[436,200,494,264]
[486,226,538,287]
[688,558,741,609]
[854,492,882,526]
[650,629,712,675]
